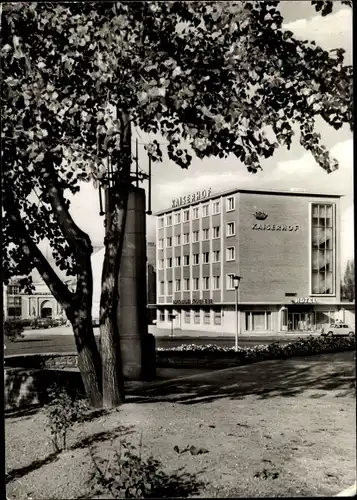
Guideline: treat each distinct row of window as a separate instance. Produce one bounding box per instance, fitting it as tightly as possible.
[159,308,222,325]
[158,309,272,331]
[158,222,236,248]
[311,203,335,295]
[159,274,240,294]
[158,196,235,228]
[158,247,235,269]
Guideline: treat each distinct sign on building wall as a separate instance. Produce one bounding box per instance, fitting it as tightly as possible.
[252,211,300,231]
[172,188,212,208]
[291,297,317,304]
[173,299,213,305]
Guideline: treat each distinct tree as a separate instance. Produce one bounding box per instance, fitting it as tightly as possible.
[2,1,353,407]
[341,260,355,302]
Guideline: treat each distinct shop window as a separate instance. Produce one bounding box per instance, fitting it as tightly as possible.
[159,310,165,322]
[203,309,210,324]
[184,309,191,323]
[194,309,200,324]
[213,308,221,325]
[245,311,272,331]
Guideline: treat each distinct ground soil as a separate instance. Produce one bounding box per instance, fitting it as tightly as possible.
[5,351,356,499]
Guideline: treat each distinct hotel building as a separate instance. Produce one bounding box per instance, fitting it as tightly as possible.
[154,188,355,334]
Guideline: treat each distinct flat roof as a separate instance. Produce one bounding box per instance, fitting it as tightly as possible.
[154,187,343,216]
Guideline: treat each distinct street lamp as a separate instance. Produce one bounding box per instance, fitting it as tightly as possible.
[232,275,242,351]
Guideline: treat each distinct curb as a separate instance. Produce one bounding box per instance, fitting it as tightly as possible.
[335,482,357,496]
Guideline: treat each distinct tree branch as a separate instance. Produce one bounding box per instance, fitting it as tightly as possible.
[5,196,74,310]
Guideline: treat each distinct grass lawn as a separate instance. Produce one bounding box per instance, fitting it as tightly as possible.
[5,351,356,499]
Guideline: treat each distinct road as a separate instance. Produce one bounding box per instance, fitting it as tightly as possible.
[4,325,301,356]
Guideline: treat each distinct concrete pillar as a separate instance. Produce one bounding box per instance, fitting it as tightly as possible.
[117,186,156,380]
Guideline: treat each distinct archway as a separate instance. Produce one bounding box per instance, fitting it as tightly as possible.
[41,300,53,318]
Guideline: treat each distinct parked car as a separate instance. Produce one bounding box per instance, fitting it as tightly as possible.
[31,317,53,329]
[321,323,354,337]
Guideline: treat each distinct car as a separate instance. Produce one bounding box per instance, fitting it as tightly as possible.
[321,323,354,337]
[31,317,53,329]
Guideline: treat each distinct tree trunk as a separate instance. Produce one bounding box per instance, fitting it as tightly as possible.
[100,189,127,407]
[100,109,131,408]
[72,316,103,408]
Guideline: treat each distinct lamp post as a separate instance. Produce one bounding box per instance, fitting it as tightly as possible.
[232,275,241,351]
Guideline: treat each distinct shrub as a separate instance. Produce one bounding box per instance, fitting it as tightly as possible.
[157,336,355,364]
[45,385,88,451]
[4,320,24,342]
[89,439,204,498]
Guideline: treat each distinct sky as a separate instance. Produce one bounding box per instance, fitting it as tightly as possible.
[67,1,353,273]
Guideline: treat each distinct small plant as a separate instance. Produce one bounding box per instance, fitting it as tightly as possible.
[45,385,88,451]
[4,319,24,342]
[89,437,204,498]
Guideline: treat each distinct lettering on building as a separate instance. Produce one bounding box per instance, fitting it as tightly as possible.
[252,223,300,231]
[172,188,212,208]
[292,297,317,304]
[173,299,213,305]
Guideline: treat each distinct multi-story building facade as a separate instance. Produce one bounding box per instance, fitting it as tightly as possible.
[155,187,355,334]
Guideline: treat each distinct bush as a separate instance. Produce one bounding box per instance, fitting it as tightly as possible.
[45,385,88,451]
[4,320,24,342]
[157,336,355,364]
[89,439,204,498]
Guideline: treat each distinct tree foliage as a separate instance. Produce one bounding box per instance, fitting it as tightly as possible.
[2,1,353,287]
[341,259,355,302]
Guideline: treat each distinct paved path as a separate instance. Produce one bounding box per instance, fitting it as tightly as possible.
[125,350,356,402]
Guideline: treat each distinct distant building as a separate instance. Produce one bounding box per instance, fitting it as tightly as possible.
[154,187,355,334]
[147,242,157,323]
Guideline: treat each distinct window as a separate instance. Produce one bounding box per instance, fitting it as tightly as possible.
[202,204,209,217]
[159,310,165,322]
[202,277,209,290]
[193,278,199,290]
[166,215,172,226]
[174,212,181,224]
[159,217,164,229]
[167,281,173,295]
[167,258,172,268]
[184,309,191,323]
[226,273,235,290]
[226,221,235,236]
[212,201,220,214]
[226,196,235,212]
[212,276,220,289]
[193,207,199,219]
[8,285,20,295]
[203,252,209,263]
[175,279,181,292]
[213,308,222,325]
[311,203,335,294]
[184,278,190,291]
[183,255,190,266]
[245,311,272,331]
[159,282,165,295]
[175,235,181,246]
[203,309,210,324]
[183,233,190,244]
[159,259,164,270]
[213,250,220,262]
[8,296,21,306]
[158,239,164,249]
[8,307,22,317]
[226,247,235,261]
[193,230,199,242]
[175,256,181,267]
[194,309,200,324]
[183,210,189,221]
[193,254,199,265]
[203,228,209,240]
[212,226,220,239]
[166,237,172,247]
